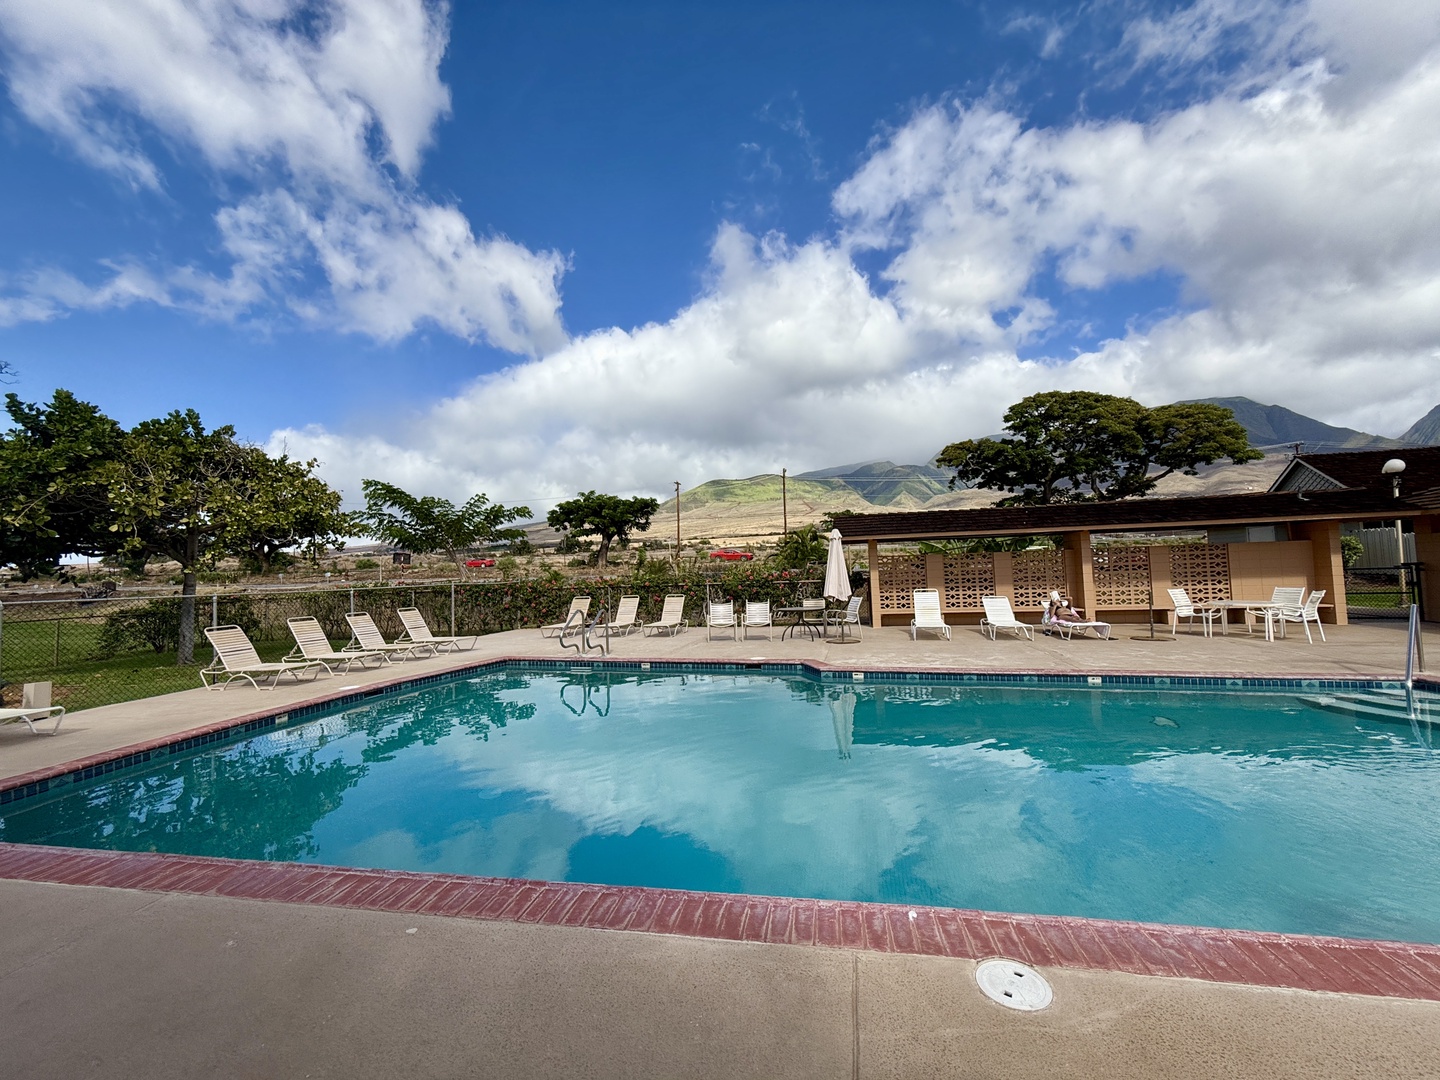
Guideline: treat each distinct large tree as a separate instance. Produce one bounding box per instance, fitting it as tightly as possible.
[106,410,348,664]
[0,390,125,578]
[547,491,659,567]
[935,392,1261,505]
[358,480,531,576]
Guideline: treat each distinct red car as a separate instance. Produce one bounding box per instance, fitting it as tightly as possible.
[709,548,754,561]
[465,558,497,568]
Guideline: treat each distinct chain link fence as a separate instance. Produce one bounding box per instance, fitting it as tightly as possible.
[0,572,836,714]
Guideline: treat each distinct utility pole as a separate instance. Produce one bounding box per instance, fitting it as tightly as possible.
[674,481,681,566]
[782,467,788,536]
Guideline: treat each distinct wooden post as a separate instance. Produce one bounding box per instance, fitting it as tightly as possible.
[674,481,681,566]
[867,540,880,627]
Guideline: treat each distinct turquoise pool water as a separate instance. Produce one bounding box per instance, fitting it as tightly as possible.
[4,669,1439,942]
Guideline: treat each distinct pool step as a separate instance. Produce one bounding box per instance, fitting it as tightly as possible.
[1301,692,1438,726]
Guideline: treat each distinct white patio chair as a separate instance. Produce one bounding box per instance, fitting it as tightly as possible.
[911,589,952,640]
[825,594,864,641]
[396,607,477,652]
[643,594,688,636]
[742,600,774,640]
[0,683,65,735]
[1167,588,1219,637]
[979,596,1032,640]
[706,600,738,641]
[287,616,390,673]
[541,596,591,638]
[1245,587,1306,636]
[1268,589,1327,643]
[201,625,326,691]
[599,595,641,636]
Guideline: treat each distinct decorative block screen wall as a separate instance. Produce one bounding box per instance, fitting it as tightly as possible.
[1093,546,1152,607]
[875,555,928,615]
[940,554,994,610]
[1170,544,1232,604]
[1011,549,1067,609]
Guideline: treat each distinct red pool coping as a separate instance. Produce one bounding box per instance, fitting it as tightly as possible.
[3,843,1439,1001]
[4,657,1439,1003]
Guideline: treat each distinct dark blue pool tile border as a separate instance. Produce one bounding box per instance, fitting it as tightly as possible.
[3,656,1436,810]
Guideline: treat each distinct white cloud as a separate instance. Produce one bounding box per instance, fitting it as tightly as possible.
[0,0,567,352]
[278,1,1440,504]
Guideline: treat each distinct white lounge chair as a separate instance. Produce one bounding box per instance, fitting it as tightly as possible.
[287,616,389,673]
[1268,589,1327,643]
[598,595,641,636]
[911,589,952,640]
[1168,588,1219,637]
[345,612,437,660]
[0,689,65,736]
[742,600,774,640]
[706,600,738,641]
[1044,593,1111,640]
[643,594,688,636]
[397,607,477,652]
[201,625,326,691]
[1245,587,1306,636]
[541,597,591,638]
[979,596,1032,640]
[825,594,863,641]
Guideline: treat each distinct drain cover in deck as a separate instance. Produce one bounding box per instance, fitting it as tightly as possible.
[975,959,1053,1011]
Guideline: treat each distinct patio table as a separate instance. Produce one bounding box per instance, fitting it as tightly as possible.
[776,606,825,641]
[1206,600,1331,641]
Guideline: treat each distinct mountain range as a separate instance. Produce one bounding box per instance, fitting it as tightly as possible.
[626,397,1440,544]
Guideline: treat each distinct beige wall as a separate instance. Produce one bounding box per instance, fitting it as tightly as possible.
[1227,540,1315,599]
[873,538,1331,627]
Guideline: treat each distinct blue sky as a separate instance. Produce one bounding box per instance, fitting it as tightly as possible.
[1,0,1438,508]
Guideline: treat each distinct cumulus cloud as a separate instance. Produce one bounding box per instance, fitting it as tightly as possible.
[275,0,1440,505]
[0,0,567,351]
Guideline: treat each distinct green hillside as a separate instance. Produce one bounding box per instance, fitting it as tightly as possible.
[1186,397,1406,451]
[1401,405,1440,446]
[797,460,951,505]
[671,473,851,511]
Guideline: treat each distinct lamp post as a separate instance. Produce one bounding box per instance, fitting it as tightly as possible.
[674,481,681,568]
[1383,458,1407,601]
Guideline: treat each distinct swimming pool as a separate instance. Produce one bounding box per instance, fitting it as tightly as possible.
[4,667,1438,943]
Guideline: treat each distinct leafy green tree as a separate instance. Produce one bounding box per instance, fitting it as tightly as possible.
[546,491,660,567]
[935,392,1261,505]
[0,390,125,578]
[105,410,347,664]
[771,524,828,569]
[232,455,351,574]
[359,480,531,577]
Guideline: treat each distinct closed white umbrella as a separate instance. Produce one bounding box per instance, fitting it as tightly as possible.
[829,690,855,759]
[823,528,852,602]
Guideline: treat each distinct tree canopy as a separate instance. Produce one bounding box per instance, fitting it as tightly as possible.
[105,409,351,663]
[546,491,659,567]
[935,392,1261,505]
[0,390,125,579]
[359,480,531,575]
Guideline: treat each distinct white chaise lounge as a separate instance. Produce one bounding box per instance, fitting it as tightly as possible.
[397,607,477,652]
[202,625,326,691]
[286,616,389,673]
[911,589,951,640]
[979,596,1034,640]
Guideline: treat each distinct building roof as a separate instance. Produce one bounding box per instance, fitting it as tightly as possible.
[1270,446,1440,509]
[834,487,1431,542]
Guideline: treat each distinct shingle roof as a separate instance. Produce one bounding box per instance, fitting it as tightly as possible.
[1270,446,1440,496]
[834,487,1430,542]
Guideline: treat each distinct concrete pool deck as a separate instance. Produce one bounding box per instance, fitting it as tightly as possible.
[2,620,1439,1077]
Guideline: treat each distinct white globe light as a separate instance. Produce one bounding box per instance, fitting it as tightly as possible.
[1382,458,1407,475]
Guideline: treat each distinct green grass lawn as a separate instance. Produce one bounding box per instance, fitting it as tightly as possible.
[2,616,294,713]
[1345,590,1408,609]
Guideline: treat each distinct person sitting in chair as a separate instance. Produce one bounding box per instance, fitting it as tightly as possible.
[1044,590,1110,639]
